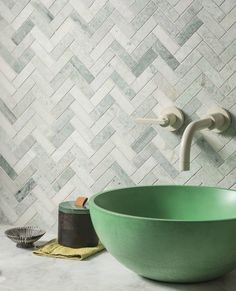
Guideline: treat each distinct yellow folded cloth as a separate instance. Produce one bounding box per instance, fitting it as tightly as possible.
[33,239,105,260]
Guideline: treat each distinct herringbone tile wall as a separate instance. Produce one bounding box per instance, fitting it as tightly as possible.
[0,0,235,229]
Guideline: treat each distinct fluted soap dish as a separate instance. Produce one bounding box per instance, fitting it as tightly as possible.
[5,226,46,248]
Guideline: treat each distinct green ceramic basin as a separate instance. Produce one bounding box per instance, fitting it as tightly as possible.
[89,185,236,283]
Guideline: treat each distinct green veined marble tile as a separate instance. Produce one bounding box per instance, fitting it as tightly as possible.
[152,39,180,70]
[176,16,203,46]
[111,71,136,99]
[0,98,16,124]
[12,19,34,45]
[15,178,36,202]
[0,154,17,180]
[131,127,157,153]
[132,48,157,77]
[70,56,95,84]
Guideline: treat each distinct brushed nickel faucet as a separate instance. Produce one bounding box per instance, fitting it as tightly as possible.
[180,107,231,171]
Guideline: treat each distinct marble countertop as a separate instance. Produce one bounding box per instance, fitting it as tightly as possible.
[1,225,236,291]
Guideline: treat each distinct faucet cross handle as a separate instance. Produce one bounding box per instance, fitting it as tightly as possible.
[136,107,184,132]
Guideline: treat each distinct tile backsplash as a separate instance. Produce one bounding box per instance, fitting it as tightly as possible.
[0,0,235,228]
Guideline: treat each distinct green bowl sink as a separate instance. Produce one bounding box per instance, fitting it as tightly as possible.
[89,185,236,283]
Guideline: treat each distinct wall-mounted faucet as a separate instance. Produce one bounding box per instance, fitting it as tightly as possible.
[180,107,231,171]
[136,107,184,132]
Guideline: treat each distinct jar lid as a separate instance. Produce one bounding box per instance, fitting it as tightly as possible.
[59,201,89,214]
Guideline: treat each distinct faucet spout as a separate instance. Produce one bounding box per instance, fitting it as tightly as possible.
[179,117,213,171]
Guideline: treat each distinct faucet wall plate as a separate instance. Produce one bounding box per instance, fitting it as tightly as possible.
[207,107,231,133]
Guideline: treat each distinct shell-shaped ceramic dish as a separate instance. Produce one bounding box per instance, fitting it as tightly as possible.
[5,226,46,248]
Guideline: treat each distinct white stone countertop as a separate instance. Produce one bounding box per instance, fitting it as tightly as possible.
[1,225,236,291]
